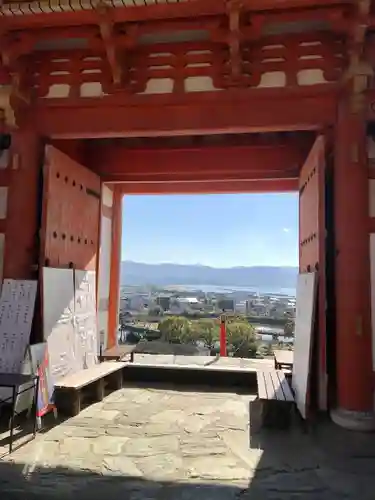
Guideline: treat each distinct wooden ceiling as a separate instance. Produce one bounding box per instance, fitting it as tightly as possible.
[0,0,372,137]
[0,0,364,95]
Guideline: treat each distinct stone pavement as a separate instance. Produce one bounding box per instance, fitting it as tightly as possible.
[0,383,375,499]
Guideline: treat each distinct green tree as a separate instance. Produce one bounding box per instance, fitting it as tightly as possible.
[191,319,220,349]
[225,314,248,324]
[158,316,196,344]
[226,320,257,358]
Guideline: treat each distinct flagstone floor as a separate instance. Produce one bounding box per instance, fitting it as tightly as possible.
[1,383,375,499]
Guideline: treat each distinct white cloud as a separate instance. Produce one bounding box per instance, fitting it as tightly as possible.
[283,227,290,233]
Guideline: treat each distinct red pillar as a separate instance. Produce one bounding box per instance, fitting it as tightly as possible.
[107,187,122,349]
[220,315,227,357]
[3,130,42,279]
[331,89,375,430]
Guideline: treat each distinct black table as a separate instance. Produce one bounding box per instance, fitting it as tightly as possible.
[0,372,39,454]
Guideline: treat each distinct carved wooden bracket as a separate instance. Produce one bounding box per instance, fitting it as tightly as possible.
[96,1,123,86]
[228,2,240,76]
[342,0,373,114]
[346,0,371,67]
[0,34,32,105]
[222,0,246,87]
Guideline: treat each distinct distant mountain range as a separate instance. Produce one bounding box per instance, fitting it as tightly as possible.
[121,261,298,289]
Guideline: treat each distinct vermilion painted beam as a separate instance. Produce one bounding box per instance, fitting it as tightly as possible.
[118,179,298,194]
[22,88,337,138]
[102,171,298,183]
[107,186,122,349]
[2,0,353,30]
[89,144,305,182]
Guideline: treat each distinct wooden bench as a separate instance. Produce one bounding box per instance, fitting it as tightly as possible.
[99,344,136,363]
[273,349,294,372]
[253,370,295,429]
[54,361,127,417]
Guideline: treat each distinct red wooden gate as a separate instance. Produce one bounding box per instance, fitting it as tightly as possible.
[40,146,101,270]
[299,135,327,411]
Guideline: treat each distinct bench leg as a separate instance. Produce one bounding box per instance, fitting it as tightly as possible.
[114,370,123,390]
[55,389,81,417]
[263,400,293,429]
[95,379,105,402]
[107,370,123,391]
[72,391,81,417]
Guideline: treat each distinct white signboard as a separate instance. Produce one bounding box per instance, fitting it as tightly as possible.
[0,279,37,409]
[0,279,37,374]
[43,268,78,381]
[292,272,317,420]
[43,268,98,382]
[74,270,98,369]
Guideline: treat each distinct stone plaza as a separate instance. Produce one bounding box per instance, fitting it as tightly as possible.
[1,382,375,499]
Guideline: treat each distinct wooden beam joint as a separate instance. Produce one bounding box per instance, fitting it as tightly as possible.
[342,0,373,113]
[0,33,32,106]
[347,0,371,66]
[226,0,244,86]
[96,2,123,86]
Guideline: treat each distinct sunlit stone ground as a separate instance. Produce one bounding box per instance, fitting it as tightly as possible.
[1,382,375,499]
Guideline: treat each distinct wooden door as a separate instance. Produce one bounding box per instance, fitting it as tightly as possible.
[40,145,101,271]
[299,135,327,411]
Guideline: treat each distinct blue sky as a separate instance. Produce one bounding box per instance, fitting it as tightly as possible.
[122,193,299,268]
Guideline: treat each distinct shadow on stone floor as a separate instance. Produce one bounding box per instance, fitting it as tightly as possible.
[0,460,249,500]
[0,407,69,456]
[128,380,256,394]
[248,408,375,500]
[1,430,375,500]
[2,382,375,499]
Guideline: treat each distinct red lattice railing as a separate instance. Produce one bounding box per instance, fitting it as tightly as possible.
[29,32,346,98]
